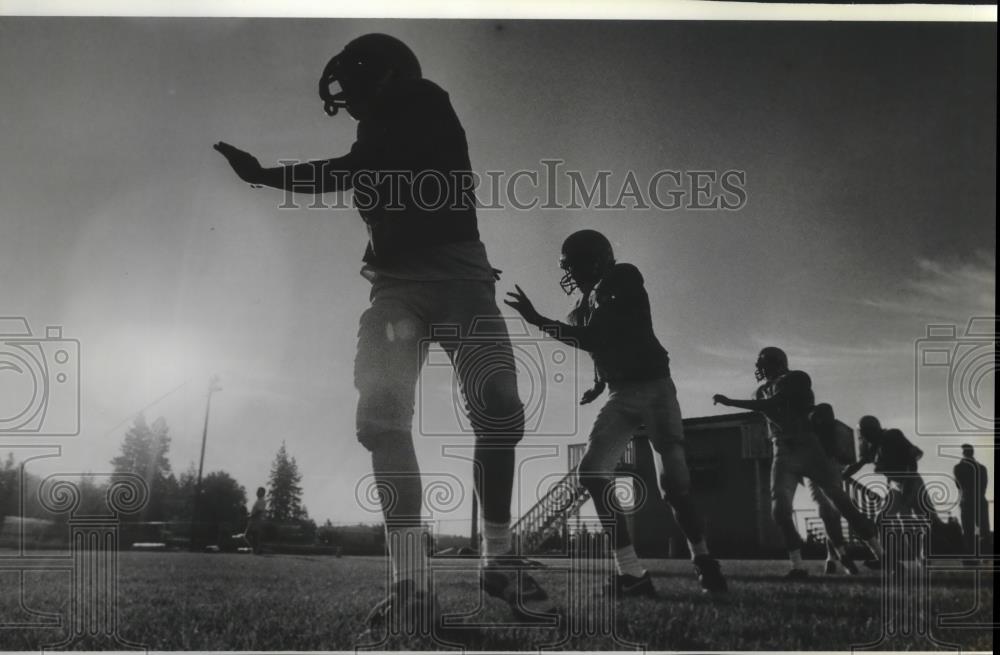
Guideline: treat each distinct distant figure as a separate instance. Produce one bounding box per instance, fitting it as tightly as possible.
[806,403,860,575]
[713,348,882,578]
[953,444,989,564]
[506,229,727,596]
[844,416,935,525]
[214,33,551,634]
[245,486,267,555]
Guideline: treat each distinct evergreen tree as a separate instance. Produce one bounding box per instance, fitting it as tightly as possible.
[110,414,172,520]
[198,471,248,528]
[166,463,198,522]
[267,441,307,521]
[76,475,110,516]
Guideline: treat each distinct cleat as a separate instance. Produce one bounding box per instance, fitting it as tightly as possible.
[481,557,556,620]
[824,560,839,575]
[610,571,657,598]
[841,556,860,576]
[785,568,809,579]
[693,555,728,593]
[358,579,439,642]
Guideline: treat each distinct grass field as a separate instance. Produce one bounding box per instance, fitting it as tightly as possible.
[0,552,993,651]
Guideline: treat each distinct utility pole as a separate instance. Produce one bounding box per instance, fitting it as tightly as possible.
[470,493,479,553]
[189,375,222,551]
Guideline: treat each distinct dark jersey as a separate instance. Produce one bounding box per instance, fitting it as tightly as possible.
[872,429,921,474]
[953,457,988,500]
[816,421,856,465]
[325,78,480,266]
[554,263,671,386]
[754,370,815,442]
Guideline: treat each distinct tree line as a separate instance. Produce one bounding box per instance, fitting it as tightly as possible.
[0,414,313,548]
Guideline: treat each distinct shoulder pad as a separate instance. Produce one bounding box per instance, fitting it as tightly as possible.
[610,262,643,284]
[382,78,445,102]
[883,428,906,442]
[783,370,812,388]
[599,263,644,298]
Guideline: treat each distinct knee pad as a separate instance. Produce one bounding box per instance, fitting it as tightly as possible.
[356,392,414,453]
[356,426,413,454]
[467,395,525,440]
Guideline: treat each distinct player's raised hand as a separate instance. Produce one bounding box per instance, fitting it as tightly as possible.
[213,141,264,185]
[580,379,606,405]
[504,285,543,326]
[712,394,730,406]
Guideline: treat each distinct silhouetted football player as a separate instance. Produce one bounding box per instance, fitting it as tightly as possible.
[714,349,883,577]
[953,444,990,565]
[845,415,942,559]
[506,229,728,596]
[808,403,860,575]
[215,33,551,635]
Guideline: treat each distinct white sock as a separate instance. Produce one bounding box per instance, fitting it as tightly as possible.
[789,549,804,569]
[614,545,646,578]
[387,524,429,592]
[482,520,512,562]
[831,544,846,562]
[688,539,709,559]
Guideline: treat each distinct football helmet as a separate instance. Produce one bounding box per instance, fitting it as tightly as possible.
[754,346,788,382]
[319,33,422,117]
[559,229,615,294]
[858,415,882,439]
[810,402,835,427]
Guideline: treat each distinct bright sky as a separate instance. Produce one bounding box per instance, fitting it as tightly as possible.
[0,17,994,532]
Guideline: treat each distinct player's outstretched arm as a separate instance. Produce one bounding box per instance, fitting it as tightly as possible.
[214,142,264,184]
[504,285,550,328]
[213,142,354,194]
[504,285,595,350]
[580,379,606,405]
[712,394,776,412]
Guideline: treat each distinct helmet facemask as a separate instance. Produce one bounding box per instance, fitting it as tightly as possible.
[558,256,580,295]
[559,256,606,295]
[319,54,351,116]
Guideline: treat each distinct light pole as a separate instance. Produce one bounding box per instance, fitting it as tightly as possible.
[470,493,479,553]
[189,375,222,551]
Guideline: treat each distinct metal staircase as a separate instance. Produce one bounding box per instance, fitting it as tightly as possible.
[512,440,638,554]
[512,469,589,554]
[802,476,886,545]
[510,430,892,555]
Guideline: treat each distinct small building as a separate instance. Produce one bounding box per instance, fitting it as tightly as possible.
[515,411,869,558]
[628,412,782,557]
